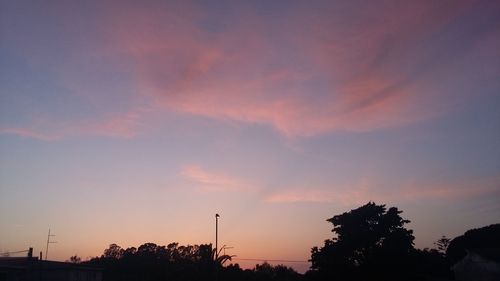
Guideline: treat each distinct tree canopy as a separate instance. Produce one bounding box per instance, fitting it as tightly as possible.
[309,202,416,281]
[446,223,500,265]
[72,204,497,281]
[86,242,301,281]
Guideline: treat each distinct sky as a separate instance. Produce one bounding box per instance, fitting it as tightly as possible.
[0,0,499,273]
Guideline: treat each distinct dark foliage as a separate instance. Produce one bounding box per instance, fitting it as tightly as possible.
[305,203,500,280]
[308,202,418,281]
[434,236,451,255]
[252,262,303,281]
[414,248,452,280]
[66,255,81,264]
[78,204,498,281]
[446,223,500,265]
[85,242,302,281]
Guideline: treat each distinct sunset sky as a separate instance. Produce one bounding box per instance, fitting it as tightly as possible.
[1,0,499,272]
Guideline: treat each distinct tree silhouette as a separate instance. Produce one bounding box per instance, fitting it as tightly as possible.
[103,243,124,259]
[309,202,416,281]
[254,262,302,281]
[213,247,234,266]
[434,235,451,255]
[446,223,500,265]
[87,242,303,281]
[67,255,81,264]
[413,236,454,281]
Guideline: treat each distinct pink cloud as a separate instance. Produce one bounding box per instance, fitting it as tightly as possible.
[263,187,373,207]
[75,107,149,138]
[398,176,500,202]
[0,107,148,141]
[93,1,487,137]
[180,165,254,192]
[0,127,60,141]
[4,1,493,139]
[263,176,500,205]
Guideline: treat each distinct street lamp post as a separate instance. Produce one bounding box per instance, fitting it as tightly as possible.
[215,213,219,261]
[215,213,220,281]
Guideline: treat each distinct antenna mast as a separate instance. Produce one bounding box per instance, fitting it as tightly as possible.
[45,228,57,260]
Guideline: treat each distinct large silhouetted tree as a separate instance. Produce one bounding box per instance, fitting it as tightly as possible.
[309,202,416,281]
[446,223,500,265]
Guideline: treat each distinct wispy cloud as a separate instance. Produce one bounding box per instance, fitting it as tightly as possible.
[263,176,500,205]
[103,1,492,137]
[180,165,254,192]
[2,1,497,139]
[398,176,500,202]
[263,188,372,207]
[75,107,149,138]
[0,127,60,141]
[0,107,149,141]
[263,178,377,206]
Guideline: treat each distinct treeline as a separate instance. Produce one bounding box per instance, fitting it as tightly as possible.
[84,242,302,281]
[80,202,499,281]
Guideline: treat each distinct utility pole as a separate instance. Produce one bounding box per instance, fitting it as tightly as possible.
[45,229,57,261]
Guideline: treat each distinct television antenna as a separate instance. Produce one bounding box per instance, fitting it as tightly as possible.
[45,228,57,260]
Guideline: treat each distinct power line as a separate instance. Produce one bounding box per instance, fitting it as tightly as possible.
[232,258,309,263]
[0,249,29,256]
